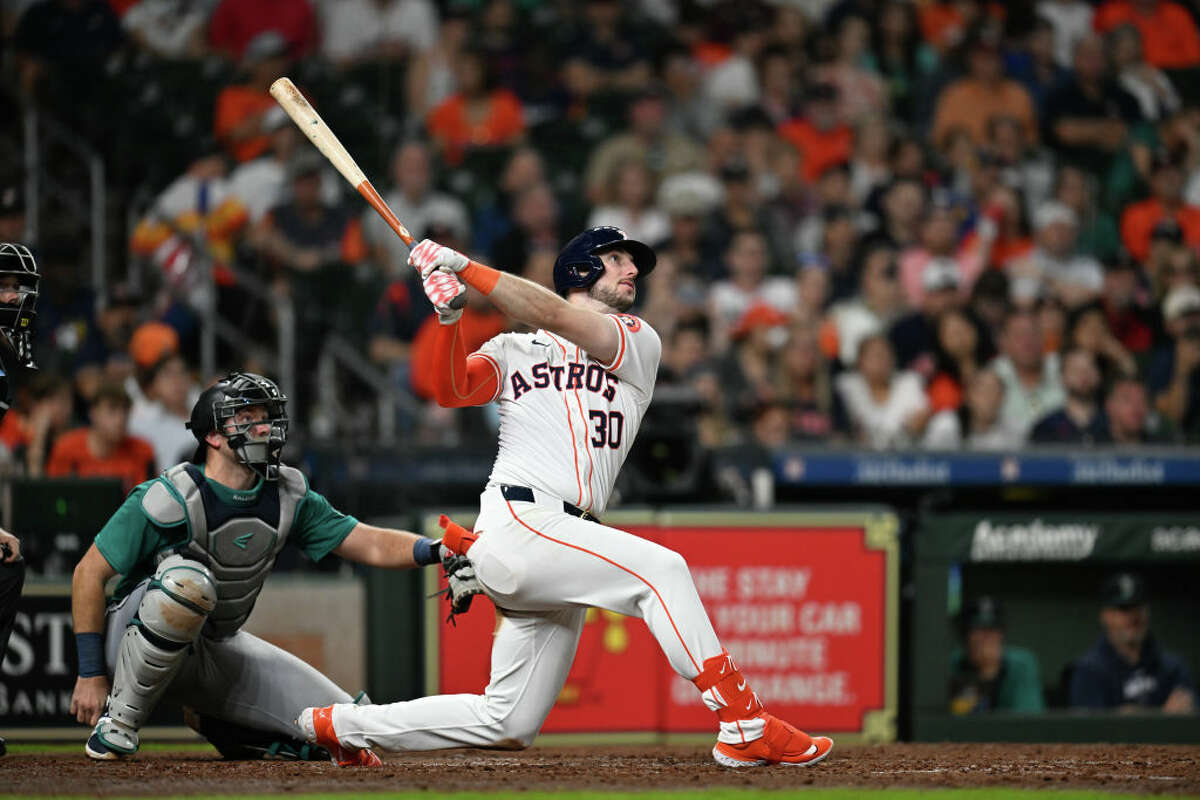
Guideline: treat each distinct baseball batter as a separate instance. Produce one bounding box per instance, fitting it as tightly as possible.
[299,227,834,768]
[70,372,456,765]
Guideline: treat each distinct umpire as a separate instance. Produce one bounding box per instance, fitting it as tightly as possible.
[0,242,41,758]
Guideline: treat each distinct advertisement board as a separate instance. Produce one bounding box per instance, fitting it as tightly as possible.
[426,509,898,743]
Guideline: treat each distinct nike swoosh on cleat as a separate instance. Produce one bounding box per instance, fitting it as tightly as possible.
[737,680,747,691]
[719,664,726,675]
[745,699,754,710]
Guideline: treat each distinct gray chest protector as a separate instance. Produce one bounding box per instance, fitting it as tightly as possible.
[141,463,307,639]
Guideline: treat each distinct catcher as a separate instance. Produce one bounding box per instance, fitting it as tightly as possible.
[69,371,480,764]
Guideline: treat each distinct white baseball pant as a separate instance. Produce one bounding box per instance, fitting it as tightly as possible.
[330,484,724,751]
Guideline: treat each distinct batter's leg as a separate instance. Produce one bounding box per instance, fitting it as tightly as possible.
[478,501,832,767]
[479,501,723,680]
[316,607,587,752]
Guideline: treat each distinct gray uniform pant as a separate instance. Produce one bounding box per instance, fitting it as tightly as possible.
[105,579,353,739]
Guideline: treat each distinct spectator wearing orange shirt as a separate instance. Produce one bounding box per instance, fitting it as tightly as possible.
[931,28,1038,150]
[1121,153,1200,263]
[426,50,525,167]
[778,83,854,183]
[213,32,291,164]
[1094,0,1200,71]
[46,382,155,493]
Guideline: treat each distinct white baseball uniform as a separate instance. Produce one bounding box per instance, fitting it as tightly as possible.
[329,314,729,751]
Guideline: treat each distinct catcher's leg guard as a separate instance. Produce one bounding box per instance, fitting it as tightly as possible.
[95,556,217,756]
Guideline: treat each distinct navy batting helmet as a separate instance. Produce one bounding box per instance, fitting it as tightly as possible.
[553,226,656,297]
[186,372,289,480]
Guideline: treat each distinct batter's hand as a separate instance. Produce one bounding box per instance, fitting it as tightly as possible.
[422,270,466,325]
[409,238,469,280]
[70,675,110,726]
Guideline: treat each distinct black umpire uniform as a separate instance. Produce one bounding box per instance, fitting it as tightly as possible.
[0,242,40,757]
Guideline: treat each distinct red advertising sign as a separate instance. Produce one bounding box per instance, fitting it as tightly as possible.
[430,513,897,740]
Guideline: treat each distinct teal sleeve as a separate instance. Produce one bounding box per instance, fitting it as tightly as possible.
[93,484,175,575]
[1000,647,1046,713]
[292,488,359,563]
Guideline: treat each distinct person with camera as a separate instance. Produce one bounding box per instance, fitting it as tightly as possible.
[1147,285,1200,439]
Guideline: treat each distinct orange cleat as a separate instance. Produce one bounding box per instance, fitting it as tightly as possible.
[298,706,383,767]
[712,713,834,768]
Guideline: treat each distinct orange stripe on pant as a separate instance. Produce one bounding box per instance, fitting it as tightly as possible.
[502,497,701,673]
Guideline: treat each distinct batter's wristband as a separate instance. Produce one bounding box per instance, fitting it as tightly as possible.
[76,632,106,678]
[412,536,441,567]
[460,261,500,294]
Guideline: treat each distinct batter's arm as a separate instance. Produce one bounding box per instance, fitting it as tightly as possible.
[484,271,621,364]
[409,239,621,364]
[432,321,503,407]
[332,522,432,569]
[70,544,117,725]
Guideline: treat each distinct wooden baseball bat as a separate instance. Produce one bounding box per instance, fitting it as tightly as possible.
[269,77,466,307]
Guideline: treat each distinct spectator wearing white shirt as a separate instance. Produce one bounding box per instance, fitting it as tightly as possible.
[1037,0,1093,68]
[318,0,438,68]
[586,159,671,247]
[1110,24,1180,122]
[362,140,470,272]
[122,0,217,59]
[226,108,342,226]
[708,230,796,353]
[990,309,1065,437]
[923,369,1026,450]
[1011,201,1104,307]
[127,352,201,472]
[828,244,906,367]
[836,333,930,449]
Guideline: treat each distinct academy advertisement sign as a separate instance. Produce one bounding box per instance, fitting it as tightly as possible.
[429,511,899,742]
[926,513,1200,563]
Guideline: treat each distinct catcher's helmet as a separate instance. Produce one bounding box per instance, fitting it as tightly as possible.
[186,372,289,480]
[0,243,39,370]
[552,226,656,297]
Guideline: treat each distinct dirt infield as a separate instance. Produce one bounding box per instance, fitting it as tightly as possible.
[3,742,1199,796]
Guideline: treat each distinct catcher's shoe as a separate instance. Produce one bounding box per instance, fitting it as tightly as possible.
[712,713,833,768]
[85,716,139,761]
[297,705,383,767]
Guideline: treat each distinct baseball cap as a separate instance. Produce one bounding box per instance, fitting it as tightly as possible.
[1151,218,1184,244]
[1034,201,1078,232]
[922,258,961,293]
[731,303,790,340]
[0,183,23,217]
[962,596,1005,631]
[1100,572,1146,608]
[1164,284,1200,322]
[287,151,324,181]
[244,31,288,65]
[129,321,179,369]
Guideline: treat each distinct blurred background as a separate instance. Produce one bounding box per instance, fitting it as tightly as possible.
[1,0,1199,742]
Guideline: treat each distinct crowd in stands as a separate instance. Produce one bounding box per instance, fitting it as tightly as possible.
[6,0,1200,479]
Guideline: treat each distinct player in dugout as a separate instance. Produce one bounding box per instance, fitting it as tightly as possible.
[70,371,479,764]
[296,227,834,768]
[0,242,41,758]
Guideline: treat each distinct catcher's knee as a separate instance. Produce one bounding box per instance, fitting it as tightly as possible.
[137,555,218,644]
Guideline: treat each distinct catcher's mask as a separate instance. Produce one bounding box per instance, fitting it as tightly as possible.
[0,242,39,369]
[186,372,289,480]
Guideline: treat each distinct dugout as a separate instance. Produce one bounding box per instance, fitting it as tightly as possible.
[910,511,1200,743]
